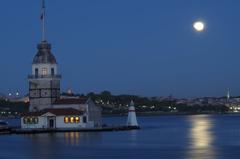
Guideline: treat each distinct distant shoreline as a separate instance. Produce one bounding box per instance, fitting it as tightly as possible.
[1,111,239,120]
[103,111,240,117]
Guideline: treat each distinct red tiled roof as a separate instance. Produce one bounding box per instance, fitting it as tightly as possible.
[44,108,83,116]
[54,98,88,105]
[21,108,83,116]
[21,111,44,116]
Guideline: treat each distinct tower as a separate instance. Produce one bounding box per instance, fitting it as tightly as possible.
[127,100,139,127]
[227,88,230,101]
[28,0,61,112]
[226,88,231,107]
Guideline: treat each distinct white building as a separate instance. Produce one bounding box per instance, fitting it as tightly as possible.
[52,98,102,127]
[21,108,89,129]
[21,98,102,129]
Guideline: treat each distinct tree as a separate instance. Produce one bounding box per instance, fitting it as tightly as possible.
[100,91,111,97]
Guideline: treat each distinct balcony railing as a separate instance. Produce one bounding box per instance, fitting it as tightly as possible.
[28,74,61,79]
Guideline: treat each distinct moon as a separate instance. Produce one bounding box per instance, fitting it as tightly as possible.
[193,21,205,32]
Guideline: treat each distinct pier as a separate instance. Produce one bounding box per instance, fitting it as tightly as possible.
[0,126,140,135]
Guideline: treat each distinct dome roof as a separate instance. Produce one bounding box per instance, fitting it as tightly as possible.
[33,41,57,64]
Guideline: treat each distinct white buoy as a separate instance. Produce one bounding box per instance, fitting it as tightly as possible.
[127,100,138,127]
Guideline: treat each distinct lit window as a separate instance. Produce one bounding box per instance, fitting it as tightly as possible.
[75,117,80,123]
[26,117,30,123]
[70,117,74,123]
[64,116,81,124]
[33,117,38,124]
[24,117,38,124]
[30,117,33,124]
[64,117,69,123]
[24,117,28,124]
[42,68,48,75]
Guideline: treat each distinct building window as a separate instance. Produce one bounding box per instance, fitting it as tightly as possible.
[64,117,69,123]
[29,117,33,123]
[35,68,39,76]
[33,117,38,124]
[42,68,48,75]
[70,117,74,123]
[27,117,31,123]
[24,117,28,124]
[83,116,87,123]
[23,117,38,124]
[64,116,81,124]
[75,117,80,123]
[51,68,55,75]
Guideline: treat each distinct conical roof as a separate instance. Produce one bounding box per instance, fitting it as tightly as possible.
[33,41,57,64]
[130,100,134,106]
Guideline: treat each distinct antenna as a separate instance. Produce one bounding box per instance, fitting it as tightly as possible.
[227,88,230,100]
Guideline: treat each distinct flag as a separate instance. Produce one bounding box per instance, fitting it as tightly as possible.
[40,0,45,20]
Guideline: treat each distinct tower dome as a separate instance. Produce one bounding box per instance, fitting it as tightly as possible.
[33,41,57,64]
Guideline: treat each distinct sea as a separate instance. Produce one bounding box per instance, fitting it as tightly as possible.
[1,114,240,159]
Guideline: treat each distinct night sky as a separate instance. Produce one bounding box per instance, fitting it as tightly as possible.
[0,0,240,97]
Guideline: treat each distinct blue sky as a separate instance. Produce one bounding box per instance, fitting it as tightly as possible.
[0,0,240,97]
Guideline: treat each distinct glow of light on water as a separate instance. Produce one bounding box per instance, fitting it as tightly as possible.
[65,132,80,146]
[187,115,216,159]
[191,118,213,148]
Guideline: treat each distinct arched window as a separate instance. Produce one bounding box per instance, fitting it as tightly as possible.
[75,117,80,123]
[42,68,48,75]
[64,117,69,123]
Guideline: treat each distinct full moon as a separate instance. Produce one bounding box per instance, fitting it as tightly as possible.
[193,21,205,32]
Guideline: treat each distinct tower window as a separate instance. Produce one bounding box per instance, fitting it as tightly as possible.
[83,116,87,123]
[51,68,55,75]
[42,68,48,75]
[35,68,39,76]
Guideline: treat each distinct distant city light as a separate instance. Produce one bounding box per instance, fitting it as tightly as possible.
[67,89,73,94]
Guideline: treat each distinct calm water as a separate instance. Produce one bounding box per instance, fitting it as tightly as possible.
[1,115,240,159]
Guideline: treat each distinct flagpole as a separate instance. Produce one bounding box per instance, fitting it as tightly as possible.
[42,11,45,42]
[41,0,46,42]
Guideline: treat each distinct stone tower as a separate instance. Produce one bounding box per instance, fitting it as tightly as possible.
[28,41,61,112]
[28,0,61,112]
